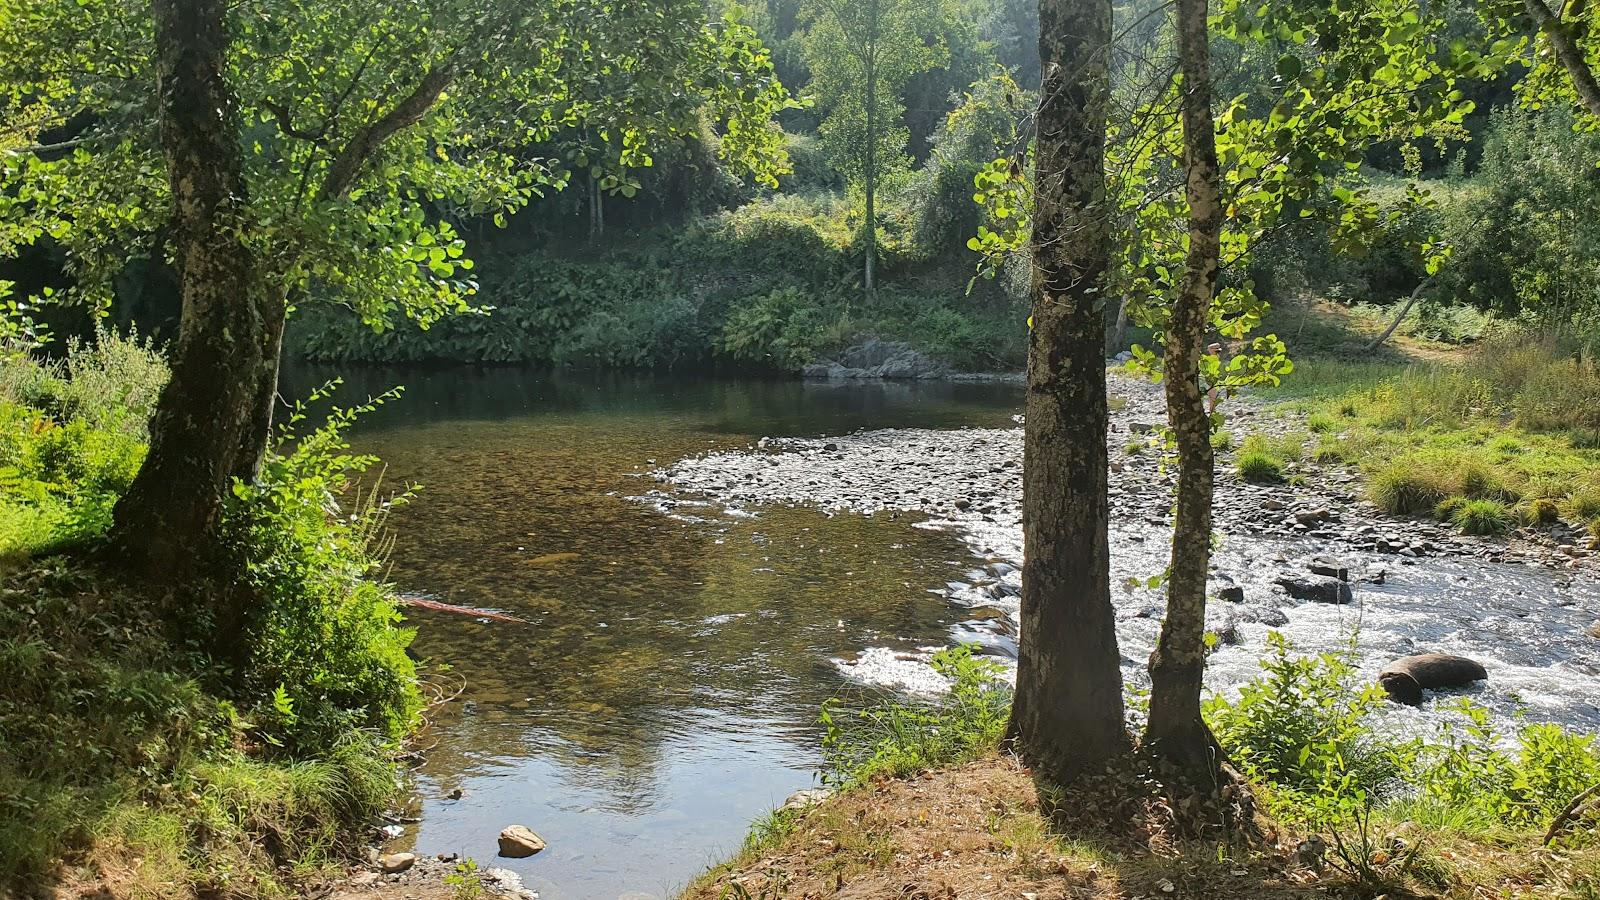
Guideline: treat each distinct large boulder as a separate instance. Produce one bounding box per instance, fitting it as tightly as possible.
[498,825,546,858]
[1378,653,1488,705]
[803,339,951,380]
[1275,574,1353,605]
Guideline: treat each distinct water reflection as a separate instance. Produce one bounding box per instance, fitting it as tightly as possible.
[280,365,1022,899]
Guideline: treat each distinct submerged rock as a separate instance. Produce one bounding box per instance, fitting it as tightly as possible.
[498,824,547,858]
[1378,653,1488,705]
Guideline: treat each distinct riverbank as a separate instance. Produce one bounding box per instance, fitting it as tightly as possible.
[680,749,1600,900]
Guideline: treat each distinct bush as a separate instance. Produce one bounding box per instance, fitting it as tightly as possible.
[1519,497,1561,526]
[221,384,423,755]
[1206,633,1408,819]
[820,645,1010,787]
[718,287,836,370]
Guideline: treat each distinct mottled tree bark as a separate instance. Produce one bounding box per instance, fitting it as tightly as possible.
[1144,0,1223,782]
[1525,0,1600,119]
[1008,0,1129,786]
[111,0,282,589]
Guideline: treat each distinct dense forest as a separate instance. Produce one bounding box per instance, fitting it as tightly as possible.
[3,0,1600,897]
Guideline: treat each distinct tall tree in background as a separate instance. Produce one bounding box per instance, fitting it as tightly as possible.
[800,0,949,292]
[1142,0,1224,784]
[1007,0,1129,787]
[0,0,790,587]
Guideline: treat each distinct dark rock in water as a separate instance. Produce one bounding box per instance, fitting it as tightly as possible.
[1308,557,1349,581]
[1215,585,1245,603]
[1275,574,1354,605]
[1378,653,1488,705]
[1234,605,1290,628]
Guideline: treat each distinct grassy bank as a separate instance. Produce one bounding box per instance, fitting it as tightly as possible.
[1256,331,1600,542]
[0,332,420,896]
[685,637,1600,899]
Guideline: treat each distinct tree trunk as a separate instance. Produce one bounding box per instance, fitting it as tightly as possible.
[863,46,878,294]
[1008,0,1129,787]
[1367,279,1430,351]
[1525,0,1600,118]
[1144,0,1223,783]
[111,0,282,589]
[1111,295,1131,351]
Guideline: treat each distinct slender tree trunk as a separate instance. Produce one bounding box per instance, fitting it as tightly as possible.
[1111,296,1131,351]
[1366,279,1430,351]
[1008,0,1129,787]
[111,0,281,586]
[863,48,878,294]
[1525,0,1600,118]
[1144,0,1224,783]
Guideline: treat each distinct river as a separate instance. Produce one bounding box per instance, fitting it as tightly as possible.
[288,365,1600,900]
[287,366,1025,900]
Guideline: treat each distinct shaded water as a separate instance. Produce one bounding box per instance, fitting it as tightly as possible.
[284,367,1025,900]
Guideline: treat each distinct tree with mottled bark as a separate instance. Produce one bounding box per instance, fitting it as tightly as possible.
[1008,0,1130,787]
[0,0,791,586]
[1143,0,1224,786]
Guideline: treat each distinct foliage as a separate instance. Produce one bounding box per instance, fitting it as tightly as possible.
[1206,633,1408,822]
[819,645,1010,787]
[1235,448,1286,484]
[0,561,400,894]
[0,328,164,560]
[292,193,1029,372]
[221,384,422,755]
[0,0,793,330]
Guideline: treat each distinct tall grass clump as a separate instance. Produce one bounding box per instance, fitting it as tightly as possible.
[819,645,1010,787]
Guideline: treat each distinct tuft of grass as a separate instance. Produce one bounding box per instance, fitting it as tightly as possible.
[1236,450,1286,483]
[1370,460,1452,515]
[1519,497,1561,526]
[1451,498,1514,535]
[1210,429,1233,450]
[1124,440,1145,455]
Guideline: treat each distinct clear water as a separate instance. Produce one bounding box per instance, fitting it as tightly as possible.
[283,366,1025,900]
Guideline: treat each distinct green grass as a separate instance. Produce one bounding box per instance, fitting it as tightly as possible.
[1263,332,1600,539]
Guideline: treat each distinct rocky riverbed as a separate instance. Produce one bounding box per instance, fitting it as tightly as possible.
[643,373,1600,734]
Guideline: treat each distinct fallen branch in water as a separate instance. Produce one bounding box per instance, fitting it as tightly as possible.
[397,594,530,624]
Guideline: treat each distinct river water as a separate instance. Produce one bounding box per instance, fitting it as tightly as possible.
[289,367,1025,900]
[290,366,1600,900]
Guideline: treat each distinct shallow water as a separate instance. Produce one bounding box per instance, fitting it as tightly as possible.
[283,366,1025,900]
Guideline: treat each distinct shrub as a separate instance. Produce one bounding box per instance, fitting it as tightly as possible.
[820,645,1010,787]
[1206,633,1409,818]
[717,287,835,371]
[220,384,422,755]
[1565,488,1600,523]
[1450,498,1513,535]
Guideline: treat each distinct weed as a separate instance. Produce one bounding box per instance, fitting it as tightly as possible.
[1450,498,1513,535]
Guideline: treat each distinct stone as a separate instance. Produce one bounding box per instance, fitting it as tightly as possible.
[1215,585,1245,603]
[378,852,416,874]
[1308,557,1349,581]
[350,871,379,886]
[1378,653,1488,705]
[1275,574,1354,605]
[498,825,547,858]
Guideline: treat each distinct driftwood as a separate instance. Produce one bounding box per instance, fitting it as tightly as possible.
[396,594,530,624]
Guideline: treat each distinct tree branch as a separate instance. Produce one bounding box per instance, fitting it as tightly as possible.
[263,98,327,142]
[319,63,455,201]
[1525,0,1600,118]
